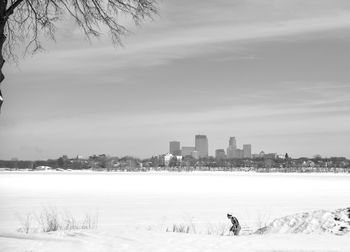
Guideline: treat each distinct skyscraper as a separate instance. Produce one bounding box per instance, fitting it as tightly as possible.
[243,144,252,158]
[229,137,237,149]
[169,141,181,155]
[227,136,237,159]
[195,135,208,158]
[234,148,244,159]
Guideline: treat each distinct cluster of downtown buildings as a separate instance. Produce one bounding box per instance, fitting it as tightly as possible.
[169,135,252,159]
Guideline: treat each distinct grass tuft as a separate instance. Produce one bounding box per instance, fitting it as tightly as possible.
[17,207,98,233]
[164,222,234,236]
[166,223,196,233]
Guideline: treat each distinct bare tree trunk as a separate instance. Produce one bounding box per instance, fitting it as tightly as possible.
[0,1,7,111]
[0,18,6,83]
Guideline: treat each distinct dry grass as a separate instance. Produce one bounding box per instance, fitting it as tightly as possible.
[17,213,33,234]
[205,222,231,236]
[254,211,272,231]
[166,223,196,234]
[164,222,234,236]
[17,207,98,233]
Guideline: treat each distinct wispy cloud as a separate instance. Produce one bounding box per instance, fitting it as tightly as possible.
[12,2,350,73]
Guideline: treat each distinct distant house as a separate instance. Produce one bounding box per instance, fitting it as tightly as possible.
[308,161,315,167]
[265,153,278,159]
[35,166,52,171]
[302,160,315,168]
[164,153,174,167]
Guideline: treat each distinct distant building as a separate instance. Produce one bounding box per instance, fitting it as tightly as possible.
[182,146,195,157]
[195,135,208,158]
[259,151,265,158]
[164,153,174,166]
[169,141,181,155]
[227,137,237,159]
[176,156,183,162]
[265,153,278,159]
[227,147,234,159]
[191,150,199,159]
[35,166,52,171]
[234,149,244,159]
[229,137,237,149]
[215,149,226,160]
[243,144,252,158]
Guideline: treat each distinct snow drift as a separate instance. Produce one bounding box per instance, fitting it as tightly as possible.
[256,207,350,235]
[1,208,350,252]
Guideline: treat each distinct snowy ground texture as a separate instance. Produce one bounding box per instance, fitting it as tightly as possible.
[1,227,350,252]
[1,171,350,251]
[256,207,350,235]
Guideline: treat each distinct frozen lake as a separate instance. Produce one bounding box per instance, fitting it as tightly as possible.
[1,171,350,232]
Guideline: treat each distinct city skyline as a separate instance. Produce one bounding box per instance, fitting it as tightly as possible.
[0,131,347,160]
[170,135,252,159]
[1,0,350,160]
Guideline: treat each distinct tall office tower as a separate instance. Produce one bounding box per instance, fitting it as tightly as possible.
[227,136,237,159]
[234,149,244,159]
[169,141,181,155]
[243,144,252,158]
[195,135,208,158]
[215,149,226,160]
[229,137,237,149]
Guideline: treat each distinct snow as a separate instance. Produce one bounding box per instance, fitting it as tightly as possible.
[256,207,350,235]
[1,171,350,251]
[1,228,350,252]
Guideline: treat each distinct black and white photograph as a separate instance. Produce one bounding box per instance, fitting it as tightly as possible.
[0,0,350,251]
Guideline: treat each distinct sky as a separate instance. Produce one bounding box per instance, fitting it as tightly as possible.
[1,0,350,160]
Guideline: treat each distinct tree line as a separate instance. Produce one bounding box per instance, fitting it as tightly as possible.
[1,155,349,173]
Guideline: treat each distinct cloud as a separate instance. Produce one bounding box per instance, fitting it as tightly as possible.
[11,3,350,74]
[61,12,350,70]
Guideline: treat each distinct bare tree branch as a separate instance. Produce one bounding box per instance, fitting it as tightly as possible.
[5,0,25,17]
[0,0,158,111]
[2,0,158,60]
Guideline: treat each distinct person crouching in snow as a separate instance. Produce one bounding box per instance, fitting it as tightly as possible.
[227,213,241,236]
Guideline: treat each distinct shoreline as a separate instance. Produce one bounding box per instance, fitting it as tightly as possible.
[1,169,350,176]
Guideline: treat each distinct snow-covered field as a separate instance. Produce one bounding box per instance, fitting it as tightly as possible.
[0,171,350,251]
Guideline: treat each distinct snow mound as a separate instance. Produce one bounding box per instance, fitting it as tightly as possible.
[256,207,350,235]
